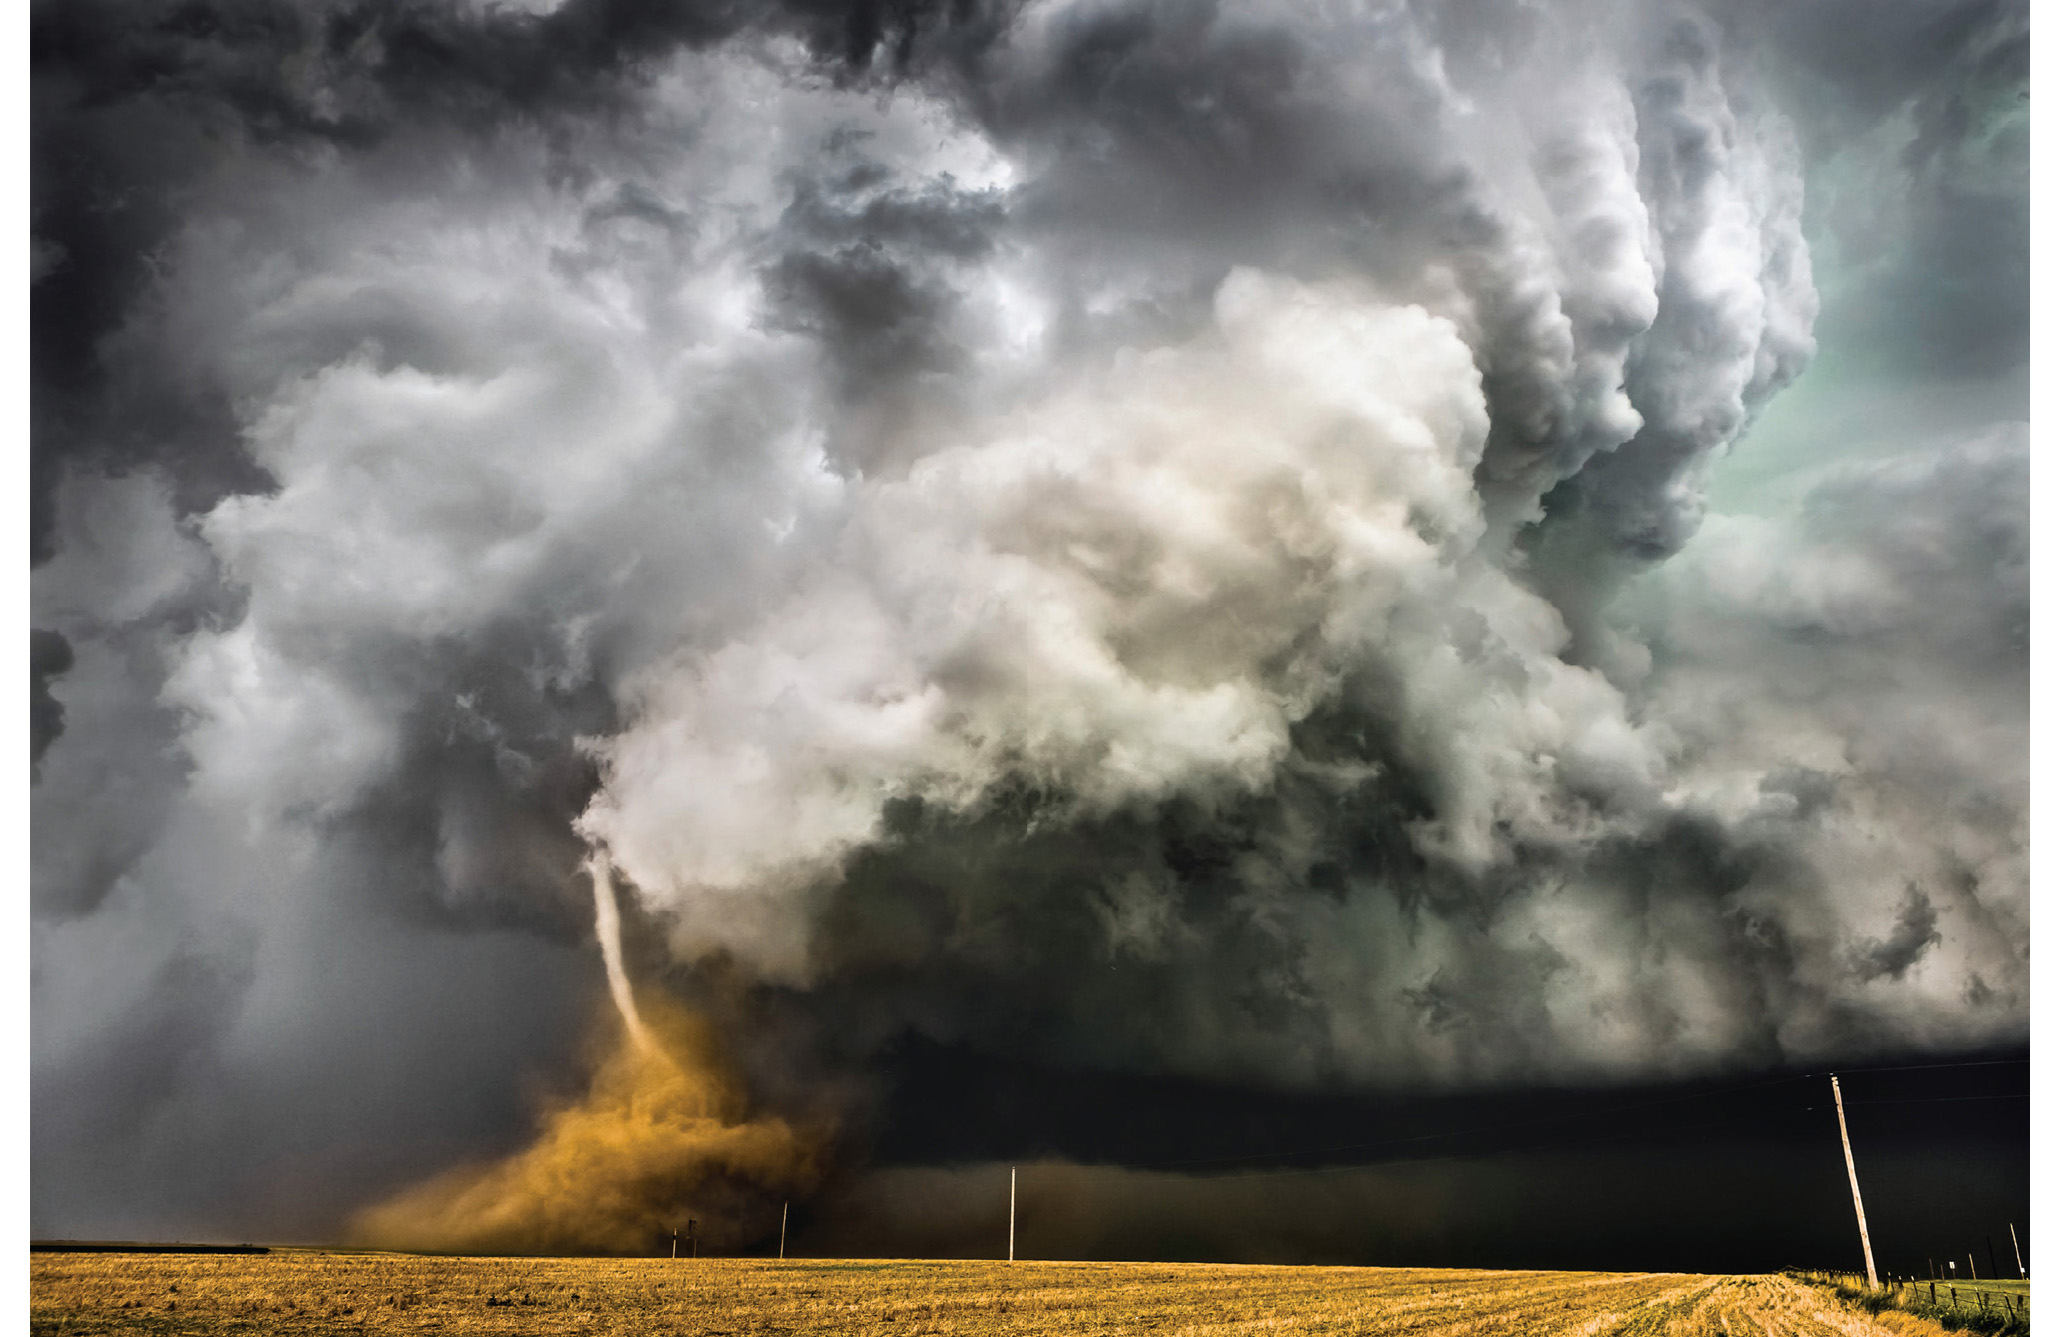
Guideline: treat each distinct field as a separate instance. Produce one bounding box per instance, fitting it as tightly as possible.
[32,1253,1985,1336]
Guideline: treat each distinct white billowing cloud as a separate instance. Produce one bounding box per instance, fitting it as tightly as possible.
[1559,23,1818,560]
[582,270,1527,975]
[122,42,1026,839]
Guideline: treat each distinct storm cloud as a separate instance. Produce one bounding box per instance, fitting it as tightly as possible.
[32,0,2026,1247]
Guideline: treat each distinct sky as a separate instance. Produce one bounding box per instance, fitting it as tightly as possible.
[30,0,2028,1269]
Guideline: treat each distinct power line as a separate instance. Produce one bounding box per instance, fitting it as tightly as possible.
[1845,1094,2029,1106]
[1822,1058,2029,1076]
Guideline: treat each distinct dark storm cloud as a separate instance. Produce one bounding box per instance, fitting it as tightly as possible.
[31,0,2026,1247]
[1852,886,1943,984]
[757,156,1011,469]
[799,1041,2027,1272]
[34,0,1004,136]
[29,0,1012,558]
[30,629,73,765]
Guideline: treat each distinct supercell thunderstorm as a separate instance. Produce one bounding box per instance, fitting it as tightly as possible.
[32,0,2026,1247]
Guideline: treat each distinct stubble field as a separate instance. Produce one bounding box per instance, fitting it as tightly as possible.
[31,1253,1964,1336]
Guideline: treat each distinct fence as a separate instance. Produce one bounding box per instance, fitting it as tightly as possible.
[1787,1268,2031,1331]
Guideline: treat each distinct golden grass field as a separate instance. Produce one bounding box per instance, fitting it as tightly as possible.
[31,1253,1969,1336]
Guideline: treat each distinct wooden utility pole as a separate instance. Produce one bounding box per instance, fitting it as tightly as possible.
[1969,1253,1978,1281]
[2010,1222,2025,1277]
[1830,1075,1879,1288]
[671,1229,678,1259]
[779,1202,788,1261]
[1009,1167,1017,1263]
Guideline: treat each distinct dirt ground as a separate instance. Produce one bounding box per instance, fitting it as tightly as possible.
[30,1253,1961,1335]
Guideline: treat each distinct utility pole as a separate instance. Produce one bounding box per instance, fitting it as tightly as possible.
[1969,1253,1978,1281]
[1830,1075,1879,1288]
[671,1229,678,1259]
[2010,1222,2025,1278]
[779,1202,788,1261]
[1009,1167,1017,1263]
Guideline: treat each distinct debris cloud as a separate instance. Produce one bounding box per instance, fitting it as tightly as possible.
[351,998,821,1256]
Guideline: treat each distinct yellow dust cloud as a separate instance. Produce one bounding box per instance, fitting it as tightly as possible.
[350,1000,822,1255]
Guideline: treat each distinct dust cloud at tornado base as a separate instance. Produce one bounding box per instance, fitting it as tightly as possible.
[30,0,2026,1249]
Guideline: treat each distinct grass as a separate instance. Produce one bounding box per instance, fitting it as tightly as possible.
[1790,1270,2030,1337]
[30,1252,1994,1335]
